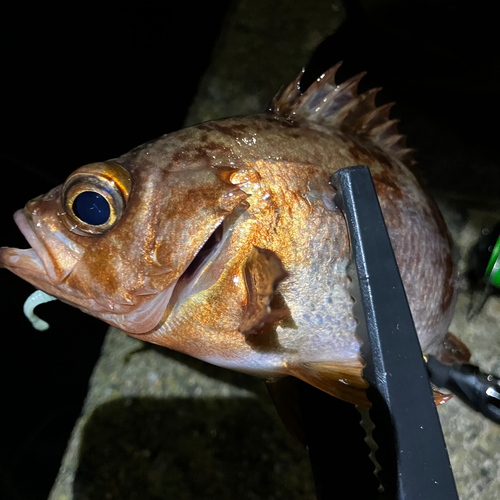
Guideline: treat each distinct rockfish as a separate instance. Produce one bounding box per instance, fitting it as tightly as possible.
[0,63,467,406]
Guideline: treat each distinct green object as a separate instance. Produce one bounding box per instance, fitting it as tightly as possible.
[484,236,500,287]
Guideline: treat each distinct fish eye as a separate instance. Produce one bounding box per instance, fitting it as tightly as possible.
[62,162,132,235]
[72,191,111,226]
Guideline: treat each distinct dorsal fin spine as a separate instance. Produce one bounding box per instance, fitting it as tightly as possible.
[270,62,414,167]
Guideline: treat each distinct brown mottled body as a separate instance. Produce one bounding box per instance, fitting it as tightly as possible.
[126,115,455,378]
[0,64,457,404]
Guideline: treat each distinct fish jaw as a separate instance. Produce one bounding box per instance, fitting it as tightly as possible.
[0,208,178,334]
[0,159,251,335]
[0,208,81,289]
[1,205,94,320]
[0,246,47,284]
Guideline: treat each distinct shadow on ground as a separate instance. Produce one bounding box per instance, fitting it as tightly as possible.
[73,397,315,500]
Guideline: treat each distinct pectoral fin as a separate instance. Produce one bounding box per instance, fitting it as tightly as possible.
[239,246,290,335]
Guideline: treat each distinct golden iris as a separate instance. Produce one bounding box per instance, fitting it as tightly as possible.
[61,162,132,235]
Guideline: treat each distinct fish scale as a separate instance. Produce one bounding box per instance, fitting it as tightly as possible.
[0,61,468,408]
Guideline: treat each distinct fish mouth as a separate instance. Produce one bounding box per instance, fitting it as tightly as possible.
[0,202,245,335]
[0,210,58,284]
[0,208,85,298]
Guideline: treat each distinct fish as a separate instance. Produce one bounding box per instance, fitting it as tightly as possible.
[0,62,470,406]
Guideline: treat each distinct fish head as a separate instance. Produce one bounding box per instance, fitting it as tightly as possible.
[0,135,252,335]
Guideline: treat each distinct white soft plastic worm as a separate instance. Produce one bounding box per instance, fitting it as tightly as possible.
[23,290,57,331]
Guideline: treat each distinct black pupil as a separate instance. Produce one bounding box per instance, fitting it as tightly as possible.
[73,191,111,225]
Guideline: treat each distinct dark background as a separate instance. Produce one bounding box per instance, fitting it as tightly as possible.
[0,3,231,499]
[1,1,499,499]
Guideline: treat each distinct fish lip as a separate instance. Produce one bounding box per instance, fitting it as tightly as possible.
[0,246,45,274]
[11,209,58,282]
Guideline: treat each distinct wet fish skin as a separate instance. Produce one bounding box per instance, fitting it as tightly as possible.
[0,65,459,404]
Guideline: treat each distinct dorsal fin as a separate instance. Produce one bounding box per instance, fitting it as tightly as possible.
[270,62,415,167]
